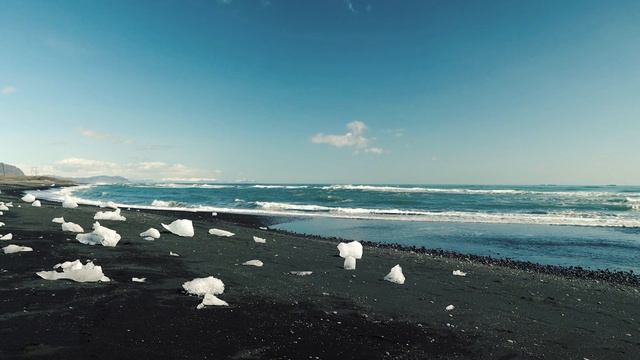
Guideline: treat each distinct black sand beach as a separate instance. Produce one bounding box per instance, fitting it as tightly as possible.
[1,182,639,359]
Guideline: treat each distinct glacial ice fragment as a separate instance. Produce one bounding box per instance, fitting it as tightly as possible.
[337,241,363,259]
[61,222,84,233]
[161,219,194,237]
[3,244,33,254]
[242,259,264,267]
[94,208,126,221]
[384,264,405,285]
[36,260,110,283]
[208,228,235,237]
[75,222,121,247]
[140,228,160,239]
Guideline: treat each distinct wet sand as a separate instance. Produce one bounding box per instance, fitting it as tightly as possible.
[0,186,639,359]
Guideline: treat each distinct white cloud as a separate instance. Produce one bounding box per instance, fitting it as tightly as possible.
[45,157,220,180]
[1,86,16,94]
[311,121,383,154]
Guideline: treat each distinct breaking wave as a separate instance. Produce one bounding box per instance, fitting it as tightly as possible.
[255,202,640,227]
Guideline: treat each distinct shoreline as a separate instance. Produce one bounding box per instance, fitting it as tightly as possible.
[12,183,640,287]
[2,183,639,359]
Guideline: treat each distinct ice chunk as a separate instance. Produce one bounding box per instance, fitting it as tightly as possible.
[32,200,42,207]
[1,233,13,240]
[452,270,467,277]
[140,228,160,239]
[161,219,194,237]
[75,222,121,247]
[289,271,313,276]
[21,193,36,203]
[169,251,180,257]
[445,304,455,311]
[3,244,33,254]
[62,197,78,209]
[343,256,356,270]
[61,222,84,233]
[94,208,126,221]
[197,293,229,309]
[208,228,234,237]
[144,237,155,241]
[5,202,11,207]
[182,276,225,296]
[36,260,110,283]
[259,226,268,230]
[242,259,264,267]
[337,241,363,259]
[384,264,405,285]
[253,236,266,243]
[132,277,146,283]
[0,204,8,211]
[99,201,118,209]
[211,212,217,217]
[0,222,4,227]
[52,217,65,224]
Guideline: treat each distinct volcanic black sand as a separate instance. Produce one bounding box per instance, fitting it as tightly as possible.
[0,184,639,359]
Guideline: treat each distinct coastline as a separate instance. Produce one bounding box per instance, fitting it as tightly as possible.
[1,184,639,359]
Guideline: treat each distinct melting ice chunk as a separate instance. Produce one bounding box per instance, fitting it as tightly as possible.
[62,197,78,209]
[242,259,264,267]
[61,222,84,233]
[183,276,225,296]
[94,208,126,221]
[140,228,161,239]
[99,201,118,209]
[21,193,36,203]
[197,293,229,309]
[1,233,13,240]
[32,200,42,207]
[343,256,356,270]
[161,219,194,237]
[208,228,235,237]
[132,277,146,283]
[52,217,65,224]
[3,244,33,254]
[384,264,405,285]
[452,270,467,277]
[253,236,266,243]
[75,222,121,247]
[36,260,110,283]
[337,241,363,259]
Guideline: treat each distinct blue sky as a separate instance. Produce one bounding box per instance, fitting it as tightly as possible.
[1,0,639,184]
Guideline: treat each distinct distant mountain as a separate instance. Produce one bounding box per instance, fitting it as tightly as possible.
[71,176,129,184]
[0,162,25,177]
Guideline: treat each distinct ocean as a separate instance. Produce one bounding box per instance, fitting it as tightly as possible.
[39,183,640,272]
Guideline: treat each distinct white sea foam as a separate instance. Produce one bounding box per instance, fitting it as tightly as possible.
[252,185,308,189]
[321,184,640,198]
[35,185,640,228]
[151,199,179,207]
[149,183,231,189]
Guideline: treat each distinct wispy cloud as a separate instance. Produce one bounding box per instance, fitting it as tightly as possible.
[311,121,383,154]
[78,128,134,145]
[1,85,16,95]
[47,157,221,180]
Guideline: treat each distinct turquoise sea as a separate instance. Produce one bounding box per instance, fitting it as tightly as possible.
[39,183,640,272]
